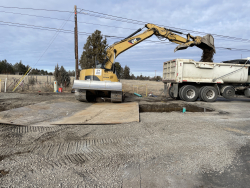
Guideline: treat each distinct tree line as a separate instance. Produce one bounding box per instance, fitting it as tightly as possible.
[1,29,162,81]
[0,59,76,76]
[0,60,29,74]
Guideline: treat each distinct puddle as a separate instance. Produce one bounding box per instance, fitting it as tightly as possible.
[139,103,214,113]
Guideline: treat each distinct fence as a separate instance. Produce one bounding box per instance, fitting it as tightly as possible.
[0,74,75,92]
[0,75,166,96]
[120,79,165,96]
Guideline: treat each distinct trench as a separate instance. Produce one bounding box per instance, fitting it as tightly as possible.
[139,103,214,113]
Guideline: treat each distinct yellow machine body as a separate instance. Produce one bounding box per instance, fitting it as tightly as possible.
[73,23,215,102]
[79,69,119,82]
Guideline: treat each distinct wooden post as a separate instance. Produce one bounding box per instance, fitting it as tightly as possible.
[74,5,79,80]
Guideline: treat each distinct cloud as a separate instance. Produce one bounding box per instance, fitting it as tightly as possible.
[0,0,249,76]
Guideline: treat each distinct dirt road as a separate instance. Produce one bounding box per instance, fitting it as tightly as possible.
[0,93,249,187]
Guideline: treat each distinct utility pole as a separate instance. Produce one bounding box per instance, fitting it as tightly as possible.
[74,5,79,80]
[155,70,156,78]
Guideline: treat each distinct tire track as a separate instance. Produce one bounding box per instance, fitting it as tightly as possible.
[9,126,61,134]
[27,137,139,172]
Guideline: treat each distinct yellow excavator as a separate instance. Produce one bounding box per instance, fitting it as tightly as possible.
[72,23,215,102]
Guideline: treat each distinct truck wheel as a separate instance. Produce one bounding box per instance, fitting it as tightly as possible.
[222,86,235,99]
[199,86,206,101]
[179,85,187,100]
[201,86,218,102]
[181,85,199,102]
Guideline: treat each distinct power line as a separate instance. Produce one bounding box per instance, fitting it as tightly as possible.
[1,20,250,52]
[10,11,74,91]
[0,10,72,21]
[0,5,72,13]
[34,12,74,67]
[0,10,135,31]
[1,6,249,43]
[79,8,250,43]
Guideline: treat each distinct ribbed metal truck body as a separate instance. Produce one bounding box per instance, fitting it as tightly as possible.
[162,59,250,102]
[163,59,250,84]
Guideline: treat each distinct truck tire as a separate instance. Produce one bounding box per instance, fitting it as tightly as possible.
[222,86,235,99]
[244,88,250,97]
[201,86,218,102]
[181,85,199,102]
[199,86,206,101]
[179,85,187,100]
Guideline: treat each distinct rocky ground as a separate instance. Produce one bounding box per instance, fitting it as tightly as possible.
[0,92,249,187]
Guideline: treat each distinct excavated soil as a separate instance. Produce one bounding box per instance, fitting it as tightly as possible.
[199,43,215,62]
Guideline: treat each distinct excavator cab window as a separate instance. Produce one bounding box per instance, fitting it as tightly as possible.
[112,64,116,73]
[85,75,100,81]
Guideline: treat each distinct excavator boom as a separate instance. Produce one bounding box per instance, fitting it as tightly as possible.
[103,23,215,69]
[73,23,216,102]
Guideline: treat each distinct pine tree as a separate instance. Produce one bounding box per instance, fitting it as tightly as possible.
[123,65,130,79]
[59,66,70,87]
[114,62,123,79]
[79,30,108,69]
[13,61,28,73]
[54,63,60,81]
[0,60,14,74]
[54,64,70,87]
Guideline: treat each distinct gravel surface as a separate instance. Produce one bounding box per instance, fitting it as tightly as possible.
[0,93,250,187]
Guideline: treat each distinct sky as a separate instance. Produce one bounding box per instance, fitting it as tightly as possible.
[0,0,249,77]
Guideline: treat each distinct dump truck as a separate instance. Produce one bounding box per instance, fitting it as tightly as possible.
[72,23,215,102]
[163,58,250,102]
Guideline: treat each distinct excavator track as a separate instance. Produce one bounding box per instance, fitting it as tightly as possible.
[75,89,87,102]
[111,91,123,103]
[75,89,123,103]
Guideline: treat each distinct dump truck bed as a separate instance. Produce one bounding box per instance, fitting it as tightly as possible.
[162,59,250,84]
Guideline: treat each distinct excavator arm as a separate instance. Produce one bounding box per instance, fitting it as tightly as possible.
[103,23,215,69]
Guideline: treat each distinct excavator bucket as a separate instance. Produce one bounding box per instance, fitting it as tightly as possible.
[174,34,215,53]
[198,34,216,53]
